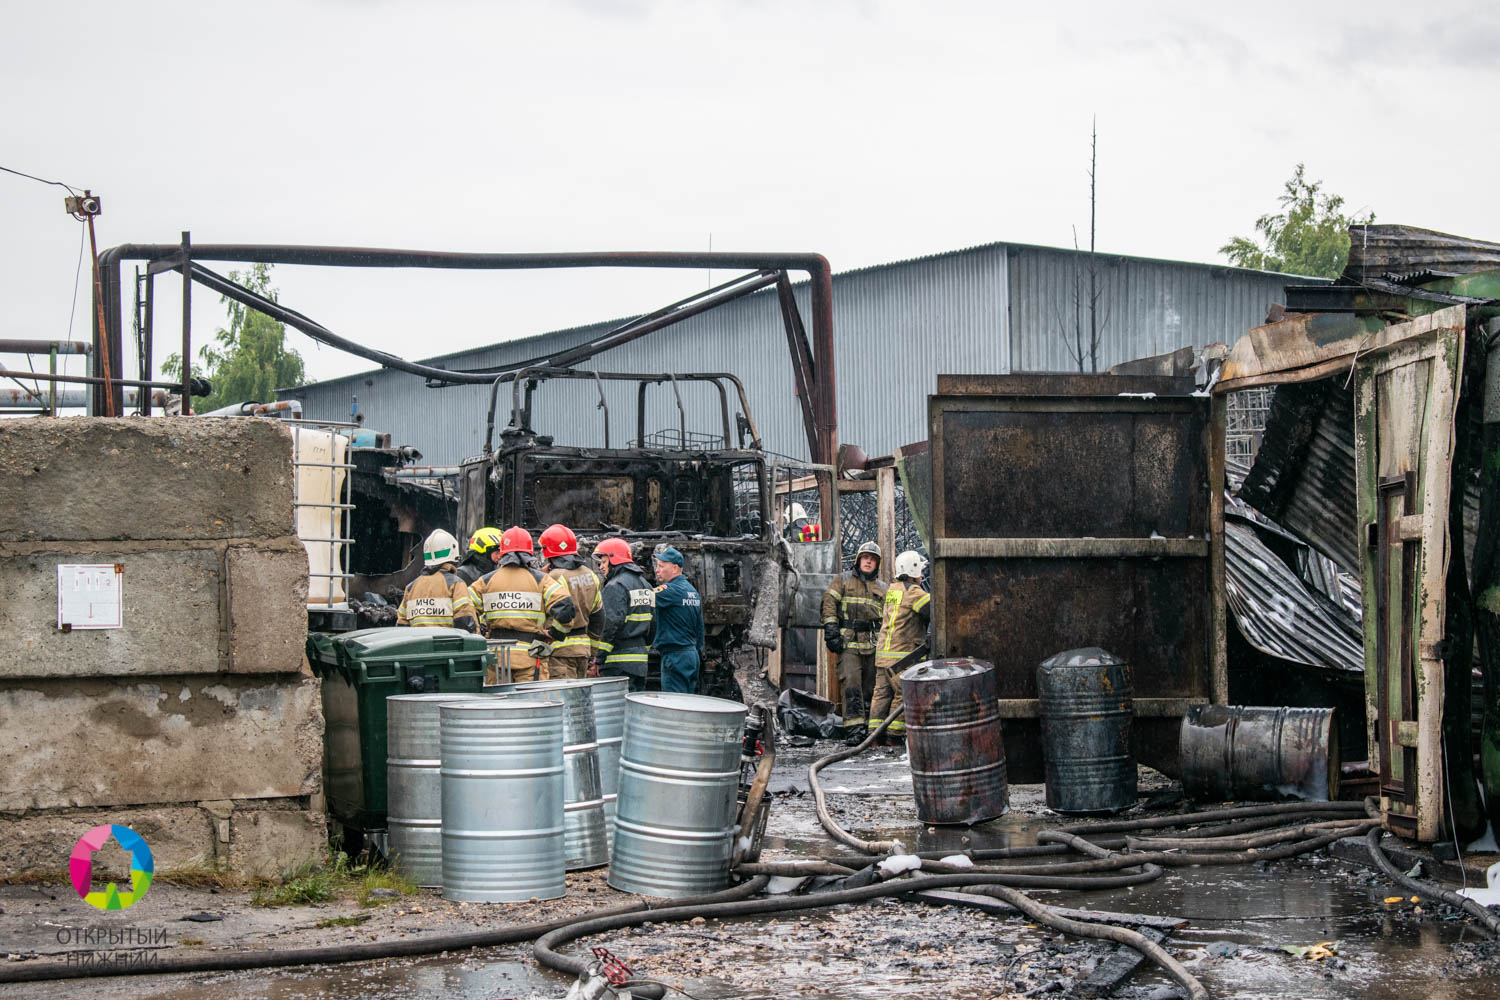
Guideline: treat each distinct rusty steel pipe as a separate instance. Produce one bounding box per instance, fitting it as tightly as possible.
[1179,705,1338,803]
[0,368,200,392]
[0,340,91,355]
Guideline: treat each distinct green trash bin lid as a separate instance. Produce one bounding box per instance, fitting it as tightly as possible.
[333,626,485,660]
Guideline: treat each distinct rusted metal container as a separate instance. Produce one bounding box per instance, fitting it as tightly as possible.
[385,693,483,887]
[927,374,1217,783]
[900,658,1009,825]
[1037,647,1137,814]
[1180,705,1338,802]
[490,682,608,870]
[439,699,565,902]
[609,692,746,897]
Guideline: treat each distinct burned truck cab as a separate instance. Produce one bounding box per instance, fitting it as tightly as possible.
[456,368,778,697]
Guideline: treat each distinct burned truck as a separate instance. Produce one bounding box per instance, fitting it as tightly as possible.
[454,367,817,699]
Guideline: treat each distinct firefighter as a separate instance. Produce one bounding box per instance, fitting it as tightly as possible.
[539,524,603,680]
[592,538,654,692]
[469,526,575,686]
[867,549,930,746]
[783,502,820,543]
[396,529,478,631]
[651,546,704,694]
[455,527,504,585]
[822,541,887,742]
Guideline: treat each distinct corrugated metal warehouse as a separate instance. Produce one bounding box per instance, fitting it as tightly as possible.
[285,241,1308,464]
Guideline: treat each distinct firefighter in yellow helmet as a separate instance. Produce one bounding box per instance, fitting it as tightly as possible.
[456,527,504,585]
[821,541,887,742]
[469,526,575,685]
[396,530,478,631]
[867,549,930,746]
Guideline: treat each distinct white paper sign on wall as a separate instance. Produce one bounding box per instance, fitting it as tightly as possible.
[57,563,124,630]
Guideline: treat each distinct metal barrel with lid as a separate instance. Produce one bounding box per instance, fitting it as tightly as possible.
[385,693,485,887]
[1036,646,1137,814]
[439,699,565,902]
[1179,705,1338,802]
[608,692,747,897]
[900,657,1010,825]
[489,681,609,869]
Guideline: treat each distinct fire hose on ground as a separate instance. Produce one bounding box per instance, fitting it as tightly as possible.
[801,719,1494,1000]
[7,735,1493,998]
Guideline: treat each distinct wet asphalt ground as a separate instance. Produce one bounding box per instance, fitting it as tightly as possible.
[4,742,1500,999]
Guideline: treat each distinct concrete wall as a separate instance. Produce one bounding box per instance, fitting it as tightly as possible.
[0,418,325,879]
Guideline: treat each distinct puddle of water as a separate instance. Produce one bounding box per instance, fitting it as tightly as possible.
[11,746,1494,999]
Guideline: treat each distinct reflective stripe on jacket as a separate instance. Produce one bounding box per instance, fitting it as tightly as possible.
[546,562,604,654]
[598,562,655,675]
[470,563,574,635]
[875,581,930,669]
[820,569,888,653]
[397,570,477,627]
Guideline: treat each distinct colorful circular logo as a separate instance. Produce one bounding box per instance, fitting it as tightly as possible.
[70,825,153,910]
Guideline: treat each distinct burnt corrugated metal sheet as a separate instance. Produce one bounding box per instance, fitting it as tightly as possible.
[1345,224,1500,282]
[1238,379,1360,575]
[288,240,1315,465]
[1225,518,1363,674]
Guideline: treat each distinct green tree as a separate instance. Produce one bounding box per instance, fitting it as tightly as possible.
[163,263,305,413]
[1220,164,1374,279]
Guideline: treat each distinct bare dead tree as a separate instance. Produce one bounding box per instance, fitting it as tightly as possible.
[1054,118,1110,371]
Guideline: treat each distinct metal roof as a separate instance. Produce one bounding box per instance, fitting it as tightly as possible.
[286,239,1316,464]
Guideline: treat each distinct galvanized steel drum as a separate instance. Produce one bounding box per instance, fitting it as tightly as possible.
[609,692,746,897]
[493,675,628,833]
[439,699,565,902]
[1180,705,1338,802]
[900,658,1009,825]
[385,693,484,887]
[1036,647,1137,814]
[490,681,609,870]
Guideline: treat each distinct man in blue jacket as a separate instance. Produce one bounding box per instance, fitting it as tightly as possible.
[651,546,704,694]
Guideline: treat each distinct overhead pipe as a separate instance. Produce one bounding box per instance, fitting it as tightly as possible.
[96,244,838,466]
[0,340,91,355]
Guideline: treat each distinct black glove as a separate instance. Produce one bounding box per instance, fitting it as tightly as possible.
[457,617,477,634]
[823,622,845,653]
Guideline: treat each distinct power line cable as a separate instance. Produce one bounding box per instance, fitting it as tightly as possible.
[0,163,80,195]
[65,218,86,342]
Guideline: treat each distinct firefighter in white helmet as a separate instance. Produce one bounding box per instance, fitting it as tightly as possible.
[867,549,930,746]
[396,529,478,631]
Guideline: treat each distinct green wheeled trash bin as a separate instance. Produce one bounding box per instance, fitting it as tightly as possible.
[306,627,493,849]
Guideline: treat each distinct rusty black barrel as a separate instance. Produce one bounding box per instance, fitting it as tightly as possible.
[900,658,1009,825]
[1180,705,1338,802]
[1036,647,1136,814]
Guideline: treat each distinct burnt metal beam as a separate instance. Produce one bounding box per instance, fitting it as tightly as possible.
[450,268,782,376]
[97,243,837,469]
[776,273,820,461]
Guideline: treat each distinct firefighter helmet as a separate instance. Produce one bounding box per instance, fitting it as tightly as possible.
[423,529,461,569]
[595,537,633,567]
[500,526,534,555]
[539,524,578,559]
[892,550,927,580]
[469,526,504,555]
[855,540,882,564]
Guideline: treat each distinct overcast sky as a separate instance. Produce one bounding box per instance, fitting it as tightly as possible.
[5,0,1498,391]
